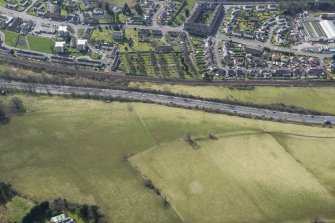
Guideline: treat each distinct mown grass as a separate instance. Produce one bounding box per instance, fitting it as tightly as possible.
[26,35,55,54]
[6,196,35,223]
[2,30,19,47]
[1,94,335,222]
[1,31,55,54]
[106,0,134,7]
[129,82,335,114]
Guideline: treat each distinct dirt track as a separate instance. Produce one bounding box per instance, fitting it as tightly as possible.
[1,54,335,87]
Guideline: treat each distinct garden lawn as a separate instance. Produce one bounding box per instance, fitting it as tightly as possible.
[0,0,7,7]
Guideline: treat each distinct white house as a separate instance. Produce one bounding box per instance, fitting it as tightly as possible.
[54,42,66,53]
[50,214,74,223]
[7,1,18,8]
[58,26,68,37]
[268,4,278,11]
[256,5,265,12]
[243,5,253,11]
[76,39,87,51]
[19,0,29,7]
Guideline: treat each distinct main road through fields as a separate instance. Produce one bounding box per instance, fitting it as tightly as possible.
[0,80,334,125]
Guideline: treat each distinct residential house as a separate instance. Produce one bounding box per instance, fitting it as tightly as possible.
[20,20,34,35]
[247,69,259,79]
[76,39,87,51]
[54,42,66,53]
[128,16,143,24]
[236,69,245,77]
[293,68,306,77]
[19,0,29,7]
[50,55,76,65]
[0,15,12,29]
[156,45,173,52]
[58,26,68,37]
[268,4,278,11]
[36,8,46,16]
[68,15,80,24]
[244,46,263,56]
[232,30,242,37]
[261,69,272,78]
[17,50,47,60]
[152,29,163,36]
[7,1,18,8]
[272,54,281,62]
[93,8,104,15]
[112,30,125,41]
[7,17,23,33]
[281,55,290,63]
[243,31,255,39]
[111,55,120,71]
[243,5,253,11]
[274,68,291,77]
[76,58,103,67]
[70,38,76,48]
[227,69,236,78]
[307,68,324,78]
[34,2,43,11]
[256,5,265,12]
[50,214,74,223]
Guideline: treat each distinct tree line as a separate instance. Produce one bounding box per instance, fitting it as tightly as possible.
[280,1,335,16]
[0,96,26,124]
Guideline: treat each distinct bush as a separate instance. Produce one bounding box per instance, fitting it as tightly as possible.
[0,181,15,204]
[0,104,9,124]
[10,96,26,114]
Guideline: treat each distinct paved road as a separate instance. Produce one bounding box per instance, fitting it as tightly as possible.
[0,79,333,125]
[0,5,182,33]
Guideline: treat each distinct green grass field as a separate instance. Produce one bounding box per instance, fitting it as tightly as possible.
[129,82,335,114]
[273,135,335,196]
[1,31,55,54]
[106,0,134,7]
[0,94,335,222]
[26,35,55,54]
[6,196,35,223]
[2,30,19,47]
[130,133,335,223]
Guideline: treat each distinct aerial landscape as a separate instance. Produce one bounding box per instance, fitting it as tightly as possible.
[0,0,335,223]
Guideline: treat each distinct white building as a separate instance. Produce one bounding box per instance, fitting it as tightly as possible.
[76,39,87,51]
[54,42,66,53]
[50,214,74,223]
[319,20,335,40]
[58,26,68,37]
[7,1,18,8]
[268,4,278,11]
[256,5,265,12]
[243,5,253,11]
